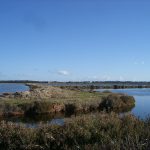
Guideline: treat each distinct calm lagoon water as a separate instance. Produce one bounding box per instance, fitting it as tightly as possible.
[0,114,65,128]
[0,83,29,94]
[96,88,150,118]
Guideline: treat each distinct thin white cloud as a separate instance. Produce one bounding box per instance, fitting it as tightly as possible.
[141,61,145,65]
[134,61,145,65]
[92,76,98,79]
[0,72,9,80]
[57,70,70,76]
[134,62,138,65]
[119,76,124,81]
[102,75,111,81]
[0,72,6,78]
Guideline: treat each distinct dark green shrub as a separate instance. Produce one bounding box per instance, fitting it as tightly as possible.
[25,101,50,115]
[99,94,135,111]
[65,104,77,116]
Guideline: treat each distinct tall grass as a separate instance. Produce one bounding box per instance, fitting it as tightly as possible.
[0,113,150,150]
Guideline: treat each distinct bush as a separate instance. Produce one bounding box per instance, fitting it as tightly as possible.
[65,104,77,116]
[25,101,51,115]
[99,94,135,111]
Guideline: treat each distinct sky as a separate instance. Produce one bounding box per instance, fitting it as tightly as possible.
[0,0,150,81]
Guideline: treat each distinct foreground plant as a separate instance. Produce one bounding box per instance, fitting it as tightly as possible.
[0,113,150,150]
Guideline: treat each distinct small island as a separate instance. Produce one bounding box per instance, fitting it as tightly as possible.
[0,83,135,116]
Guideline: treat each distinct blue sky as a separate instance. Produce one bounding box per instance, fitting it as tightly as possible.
[0,0,150,81]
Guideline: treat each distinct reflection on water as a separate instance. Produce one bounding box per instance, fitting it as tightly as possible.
[0,114,65,128]
[0,107,136,128]
[97,88,150,118]
[132,96,150,118]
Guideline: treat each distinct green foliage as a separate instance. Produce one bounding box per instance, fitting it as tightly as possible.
[24,101,51,115]
[99,93,135,111]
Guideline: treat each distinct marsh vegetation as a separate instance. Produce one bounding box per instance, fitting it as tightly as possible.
[1,113,150,150]
[0,83,144,150]
[0,84,135,116]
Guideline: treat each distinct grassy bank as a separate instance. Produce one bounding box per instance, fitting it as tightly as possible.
[0,90,135,116]
[0,113,150,150]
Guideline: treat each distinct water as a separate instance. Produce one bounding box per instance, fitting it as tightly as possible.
[96,88,150,118]
[0,114,65,128]
[0,83,29,95]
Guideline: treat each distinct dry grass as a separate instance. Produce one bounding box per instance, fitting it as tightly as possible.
[0,113,150,150]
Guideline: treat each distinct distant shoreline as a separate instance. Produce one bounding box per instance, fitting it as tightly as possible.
[1,80,150,89]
